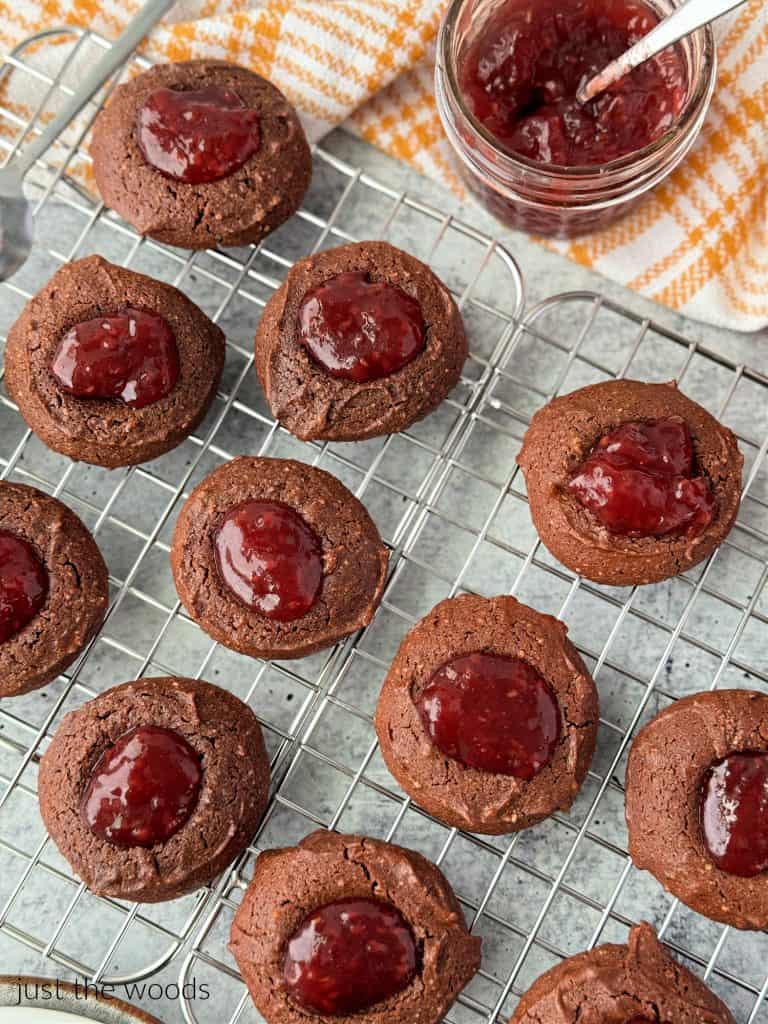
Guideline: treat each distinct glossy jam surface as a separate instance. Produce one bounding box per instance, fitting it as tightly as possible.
[299,271,427,383]
[415,652,561,778]
[459,0,687,166]
[214,500,323,622]
[51,307,180,409]
[569,417,715,537]
[0,530,48,644]
[81,726,202,848]
[137,86,261,184]
[283,898,417,1015]
[701,751,768,878]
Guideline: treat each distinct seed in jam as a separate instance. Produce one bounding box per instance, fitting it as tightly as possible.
[81,726,202,848]
[569,417,715,537]
[214,500,323,622]
[459,0,687,166]
[701,751,768,878]
[283,898,417,1015]
[299,271,426,383]
[51,307,180,409]
[0,530,48,644]
[137,86,261,184]
[415,652,561,778]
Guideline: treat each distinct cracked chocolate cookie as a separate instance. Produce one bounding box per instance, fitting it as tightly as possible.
[626,689,768,930]
[170,456,389,660]
[517,380,743,586]
[255,241,468,441]
[375,594,598,834]
[230,830,481,1024]
[0,482,108,698]
[5,256,225,467]
[91,60,311,250]
[510,922,734,1024]
[39,676,270,902]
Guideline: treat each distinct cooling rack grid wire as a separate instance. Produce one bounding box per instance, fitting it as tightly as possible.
[0,24,767,1024]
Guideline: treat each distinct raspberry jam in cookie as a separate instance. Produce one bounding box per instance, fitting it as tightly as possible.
[283,898,417,1014]
[299,271,427,383]
[0,530,48,644]
[416,652,561,779]
[701,751,768,878]
[569,417,714,537]
[51,307,180,409]
[81,726,202,848]
[137,86,261,184]
[214,500,323,622]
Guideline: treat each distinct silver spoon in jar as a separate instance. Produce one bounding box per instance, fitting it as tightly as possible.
[0,0,176,284]
[576,0,747,105]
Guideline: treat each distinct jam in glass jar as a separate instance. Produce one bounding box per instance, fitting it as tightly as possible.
[435,0,716,237]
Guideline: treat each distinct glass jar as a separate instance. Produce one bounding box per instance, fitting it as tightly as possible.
[434,0,717,238]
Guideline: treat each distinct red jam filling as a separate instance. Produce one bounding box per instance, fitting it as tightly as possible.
[214,500,323,622]
[81,726,202,848]
[568,417,715,538]
[283,898,417,1015]
[459,0,687,166]
[0,530,48,644]
[701,751,768,878]
[51,307,180,409]
[415,652,561,779]
[299,271,427,383]
[137,85,261,184]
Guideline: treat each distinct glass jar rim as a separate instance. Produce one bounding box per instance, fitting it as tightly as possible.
[437,0,717,180]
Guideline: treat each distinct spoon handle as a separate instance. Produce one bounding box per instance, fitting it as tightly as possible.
[18,0,177,176]
[576,0,745,104]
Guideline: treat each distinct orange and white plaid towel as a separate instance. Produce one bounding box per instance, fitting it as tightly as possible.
[1,0,766,330]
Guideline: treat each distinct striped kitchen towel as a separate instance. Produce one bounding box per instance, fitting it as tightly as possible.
[0,0,766,330]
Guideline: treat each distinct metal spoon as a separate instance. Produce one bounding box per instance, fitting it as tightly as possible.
[0,0,176,283]
[576,0,747,105]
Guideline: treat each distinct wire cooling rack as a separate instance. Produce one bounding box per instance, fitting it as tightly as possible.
[1,23,767,1024]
